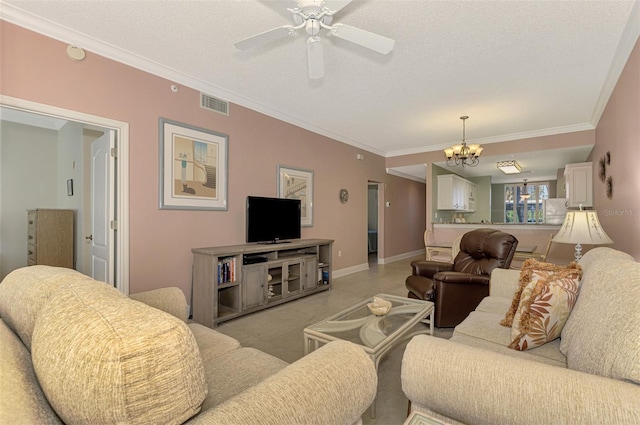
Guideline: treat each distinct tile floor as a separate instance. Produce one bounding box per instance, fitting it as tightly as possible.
[214,254,453,425]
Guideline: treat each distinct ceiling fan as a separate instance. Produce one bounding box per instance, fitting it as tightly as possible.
[233,0,395,79]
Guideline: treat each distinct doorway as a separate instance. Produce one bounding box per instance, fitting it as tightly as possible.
[0,96,129,293]
[367,182,381,266]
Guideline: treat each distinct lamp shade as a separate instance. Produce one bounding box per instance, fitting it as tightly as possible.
[552,210,613,245]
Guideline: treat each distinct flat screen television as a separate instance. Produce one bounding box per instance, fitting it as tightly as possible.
[246,196,301,244]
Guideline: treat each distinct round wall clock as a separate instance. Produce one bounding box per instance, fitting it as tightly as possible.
[339,189,349,203]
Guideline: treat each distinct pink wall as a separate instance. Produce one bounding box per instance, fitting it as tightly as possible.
[384,175,427,257]
[0,22,426,296]
[594,38,640,260]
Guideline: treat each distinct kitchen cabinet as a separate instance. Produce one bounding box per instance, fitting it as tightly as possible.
[465,181,476,212]
[564,162,593,208]
[437,175,476,212]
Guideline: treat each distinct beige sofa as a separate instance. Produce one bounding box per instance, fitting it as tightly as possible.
[402,247,640,424]
[0,265,377,425]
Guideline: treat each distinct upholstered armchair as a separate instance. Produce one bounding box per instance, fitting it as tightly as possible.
[406,228,518,327]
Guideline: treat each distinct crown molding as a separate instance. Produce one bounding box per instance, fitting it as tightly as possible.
[0,2,388,158]
[385,123,595,158]
[1,0,631,159]
[590,0,640,127]
[385,168,426,183]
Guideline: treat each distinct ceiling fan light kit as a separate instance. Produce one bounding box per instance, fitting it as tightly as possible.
[233,0,395,79]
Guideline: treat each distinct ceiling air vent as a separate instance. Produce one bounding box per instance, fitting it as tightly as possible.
[200,93,229,116]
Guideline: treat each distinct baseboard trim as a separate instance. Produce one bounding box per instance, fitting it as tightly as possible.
[333,263,370,279]
[333,248,425,278]
[378,249,425,265]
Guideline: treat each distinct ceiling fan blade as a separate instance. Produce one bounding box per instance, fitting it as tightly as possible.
[234,25,295,51]
[330,24,395,54]
[307,38,325,80]
[323,0,353,14]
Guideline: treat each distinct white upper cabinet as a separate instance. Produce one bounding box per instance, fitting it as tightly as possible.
[564,162,593,208]
[437,175,455,210]
[437,175,476,212]
[466,181,476,212]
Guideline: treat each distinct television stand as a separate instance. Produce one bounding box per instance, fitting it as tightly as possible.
[191,239,333,328]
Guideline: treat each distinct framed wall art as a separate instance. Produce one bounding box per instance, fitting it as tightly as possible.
[277,165,313,227]
[159,118,228,210]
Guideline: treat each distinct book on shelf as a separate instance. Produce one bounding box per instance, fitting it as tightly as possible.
[217,257,236,285]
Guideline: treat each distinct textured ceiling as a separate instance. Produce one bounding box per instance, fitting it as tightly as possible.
[2,0,639,180]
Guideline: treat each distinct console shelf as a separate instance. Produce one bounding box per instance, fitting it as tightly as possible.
[191,239,333,328]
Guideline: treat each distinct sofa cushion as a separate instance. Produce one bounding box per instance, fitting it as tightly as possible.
[0,265,92,350]
[199,347,288,411]
[455,310,513,346]
[575,246,634,272]
[130,287,189,322]
[508,262,582,351]
[31,278,207,425]
[475,296,512,315]
[489,268,522,298]
[450,333,566,367]
[188,322,241,362]
[560,251,640,384]
[454,305,567,367]
[561,247,635,352]
[0,319,63,424]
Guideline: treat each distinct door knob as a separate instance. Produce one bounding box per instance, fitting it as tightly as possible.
[85,235,93,241]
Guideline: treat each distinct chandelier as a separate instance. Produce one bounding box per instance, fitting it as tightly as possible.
[444,116,483,167]
[520,179,531,200]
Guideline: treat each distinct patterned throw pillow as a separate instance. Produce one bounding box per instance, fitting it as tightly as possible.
[500,258,541,327]
[508,261,582,351]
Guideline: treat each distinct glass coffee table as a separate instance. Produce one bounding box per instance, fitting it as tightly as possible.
[303,294,434,418]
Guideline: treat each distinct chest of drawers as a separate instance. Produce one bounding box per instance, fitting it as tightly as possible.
[27,209,74,268]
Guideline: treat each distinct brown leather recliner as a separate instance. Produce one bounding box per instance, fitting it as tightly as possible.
[406,228,518,328]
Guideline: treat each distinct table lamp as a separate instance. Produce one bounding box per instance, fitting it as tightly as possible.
[552,208,613,261]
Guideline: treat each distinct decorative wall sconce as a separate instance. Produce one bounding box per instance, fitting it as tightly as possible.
[599,151,612,199]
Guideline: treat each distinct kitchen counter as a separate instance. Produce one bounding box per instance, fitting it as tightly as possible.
[435,223,561,231]
[433,223,563,265]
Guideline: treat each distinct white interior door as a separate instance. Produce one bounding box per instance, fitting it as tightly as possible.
[90,131,115,284]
